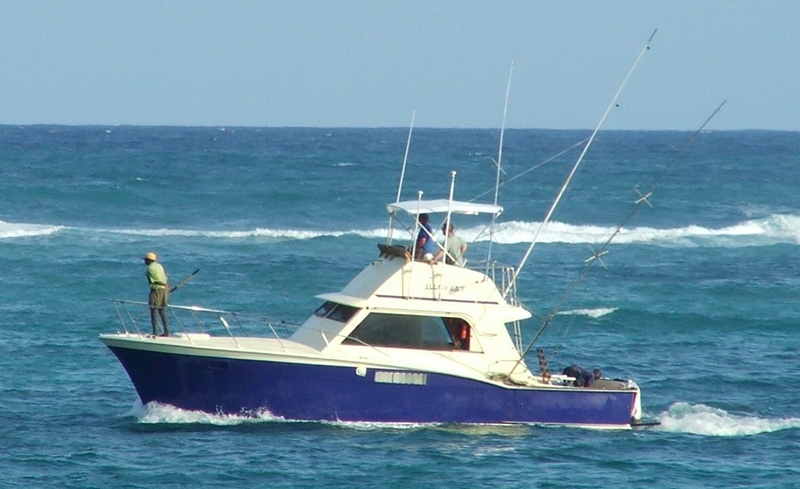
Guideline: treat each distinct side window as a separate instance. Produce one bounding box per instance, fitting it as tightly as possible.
[313,301,336,318]
[313,301,359,323]
[343,313,470,350]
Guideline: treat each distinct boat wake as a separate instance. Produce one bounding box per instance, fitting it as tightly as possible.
[655,402,800,436]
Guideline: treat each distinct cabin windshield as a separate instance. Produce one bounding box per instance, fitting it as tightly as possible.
[313,301,359,323]
[343,313,473,351]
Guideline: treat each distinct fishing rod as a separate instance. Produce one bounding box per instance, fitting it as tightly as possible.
[170,268,200,293]
[507,99,727,378]
[502,28,658,300]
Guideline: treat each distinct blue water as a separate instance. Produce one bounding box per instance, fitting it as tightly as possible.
[1,125,799,488]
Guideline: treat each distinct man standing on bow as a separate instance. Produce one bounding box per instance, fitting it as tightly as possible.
[143,252,170,337]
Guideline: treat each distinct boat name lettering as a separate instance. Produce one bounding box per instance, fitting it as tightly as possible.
[374,371,427,386]
[424,284,464,293]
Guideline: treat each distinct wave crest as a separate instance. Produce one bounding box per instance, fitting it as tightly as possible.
[102,214,800,246]
[0,220,63,239]
[557,307,617,318]
[7,213,800,246]
[109,227,387,239]
[488,213,800,246]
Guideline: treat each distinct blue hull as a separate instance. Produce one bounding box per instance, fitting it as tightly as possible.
[107,346,636,426]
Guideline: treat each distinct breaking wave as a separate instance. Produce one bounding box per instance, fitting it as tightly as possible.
[107,227,386,239]
[558,307,618,318]
[107,214,800,246]
[0,220,63,239]
[487,213,800,246]
[656,402,800,436]
[4,213,800,247]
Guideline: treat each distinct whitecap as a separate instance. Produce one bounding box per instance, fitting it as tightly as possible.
[86,213,800,246]
[107,227,387,240]
[557,307,617,318]
[482,214,800,247]
[0,220,63,239]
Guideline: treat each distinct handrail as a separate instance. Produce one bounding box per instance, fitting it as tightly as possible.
[106,299,231,315]
[106,299,302,341]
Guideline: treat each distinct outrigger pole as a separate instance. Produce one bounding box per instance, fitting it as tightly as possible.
[487,62,514,267]
[582,99,728,261]
[517,99,727,363]
[503,29,657,299]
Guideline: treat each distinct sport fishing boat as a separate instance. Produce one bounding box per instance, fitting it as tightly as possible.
[101,35,669,428]
[100,191,649,428]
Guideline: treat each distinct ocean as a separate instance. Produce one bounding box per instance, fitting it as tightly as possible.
[1,125,798,488]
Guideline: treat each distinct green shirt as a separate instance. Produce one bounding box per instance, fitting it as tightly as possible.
[146,262,168,290]
[445,234,467,266]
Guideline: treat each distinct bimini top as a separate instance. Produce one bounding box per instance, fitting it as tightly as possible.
[387,199,503,216]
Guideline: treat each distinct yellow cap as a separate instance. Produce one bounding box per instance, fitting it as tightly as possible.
[144,252,157,261]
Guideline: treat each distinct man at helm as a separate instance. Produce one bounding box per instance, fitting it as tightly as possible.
[143,252,170,337]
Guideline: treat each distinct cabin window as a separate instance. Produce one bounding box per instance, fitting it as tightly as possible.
[343,313,472,351]
[313,301,359,323]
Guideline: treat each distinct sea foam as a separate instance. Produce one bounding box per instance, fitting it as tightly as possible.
[557,307,618,318]
[8,213,800,247]
[133,401,425,429]
[133,401,283,425]
[103,213,800,247]
[0,220,63,239]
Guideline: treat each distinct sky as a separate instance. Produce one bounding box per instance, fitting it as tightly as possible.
[1,1,799,131]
